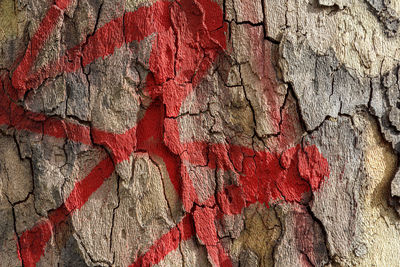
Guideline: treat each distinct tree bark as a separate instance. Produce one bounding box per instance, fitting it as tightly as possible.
[0,0,399,266]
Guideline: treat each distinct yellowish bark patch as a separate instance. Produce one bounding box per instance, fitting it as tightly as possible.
[231,204,281,267]
[353,113,399,266]
[0,0,18,42]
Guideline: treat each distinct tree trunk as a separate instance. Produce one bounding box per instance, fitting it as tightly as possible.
[0,0,399,266]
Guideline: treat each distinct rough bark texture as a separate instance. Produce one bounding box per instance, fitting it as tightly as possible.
[0,0,399,266]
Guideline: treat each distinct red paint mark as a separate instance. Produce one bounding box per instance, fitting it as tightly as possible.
[9,0,228,265]
[130,214,194,267]
[217,144,328,213]
[12,0,73,99]
[18,157,114,267]
[142,115,328,267]
[136,100,184,202]
[193,206,233,267]
[1,74,92,145]
[3,0,330,266]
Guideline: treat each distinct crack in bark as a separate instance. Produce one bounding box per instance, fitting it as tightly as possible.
[75,232,112,266]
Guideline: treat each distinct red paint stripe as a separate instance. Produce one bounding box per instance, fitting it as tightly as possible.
[11,0,226,121]
[91,126,137,163]
[43,118,92,145]
[12,0,73,98]
[134,100,199,212]
[8,0,226,181]
[1,76,92,145]
[18,156,114,267]
[8,2,175,264]
[133,141,330,266]
[128,0,233,263]
[55,0,73,10]
[193,206,233,267]
[124,1,172,44]
[164,115,329,215]
[11,1,172,99]
[81,17,125,67]
[65,156,115,211]
[130,214,194,267]
[7,0,331,266]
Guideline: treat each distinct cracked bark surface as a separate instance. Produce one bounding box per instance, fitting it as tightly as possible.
[0,0,399,266]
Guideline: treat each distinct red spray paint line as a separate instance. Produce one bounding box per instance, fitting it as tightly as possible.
[11,0,172,99]
[11,0,73,99]
[18,156,114,267]
[129,104,329,267]
[129,138,329,266]
[11,0,226,104]
[129,101,329,266]
[5,0,330,266]
[0,74,92,145]
[10,0,228,265]
[129,214,195,267]
[9,0,225,160]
